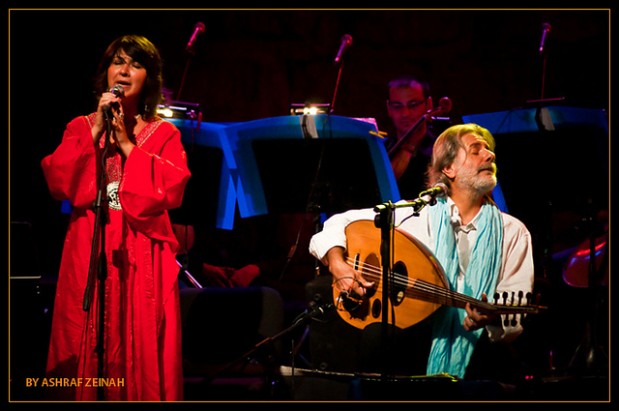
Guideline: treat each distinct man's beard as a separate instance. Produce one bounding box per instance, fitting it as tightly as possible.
[459,168,497,195]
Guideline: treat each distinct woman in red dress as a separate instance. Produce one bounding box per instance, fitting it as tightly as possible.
[41,35,191,401]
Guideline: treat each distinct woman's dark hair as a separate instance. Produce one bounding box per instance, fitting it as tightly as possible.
[93,35,163,119]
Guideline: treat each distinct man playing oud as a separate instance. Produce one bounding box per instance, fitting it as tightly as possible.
[309,123,535,380]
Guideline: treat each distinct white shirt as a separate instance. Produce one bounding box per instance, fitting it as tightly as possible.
[309,197,535,342]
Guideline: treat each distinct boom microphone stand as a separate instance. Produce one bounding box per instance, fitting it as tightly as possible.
[372,187,444,377]
[177,22,206,101]
[207,301,334,399]
[328,34,353,115]
[567,198,608,377]
[83,109,114,400]
[528,22,566,131]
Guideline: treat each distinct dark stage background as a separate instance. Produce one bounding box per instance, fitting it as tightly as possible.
[8,8,610,402]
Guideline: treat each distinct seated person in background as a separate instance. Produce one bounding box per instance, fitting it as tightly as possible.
[384,75,436,200]
[309,123,535,380]
[174,212,316,304]
[172,224,261,288]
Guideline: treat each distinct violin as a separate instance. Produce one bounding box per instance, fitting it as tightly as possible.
[388,96,453,158]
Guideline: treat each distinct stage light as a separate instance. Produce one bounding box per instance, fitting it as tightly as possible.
[157,101,201,120]
[289,103,330,116]
[158,107,174,118]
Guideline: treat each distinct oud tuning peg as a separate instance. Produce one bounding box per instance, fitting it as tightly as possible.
[494,292,500,304]
[502,291,508,305]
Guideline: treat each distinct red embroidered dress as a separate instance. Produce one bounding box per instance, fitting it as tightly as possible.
[41,113,190,401]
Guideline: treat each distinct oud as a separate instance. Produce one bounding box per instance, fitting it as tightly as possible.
[333,220,545,330]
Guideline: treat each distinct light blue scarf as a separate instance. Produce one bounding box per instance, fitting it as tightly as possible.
[425,197,503,378]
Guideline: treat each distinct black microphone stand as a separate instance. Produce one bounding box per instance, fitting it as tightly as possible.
[206,302,334,399]
[568,198,608,377]
[177,56,193,102]
[328,59,345,115]
[83,110,113,400]
[372,195,435,378]
[527,25,565,131]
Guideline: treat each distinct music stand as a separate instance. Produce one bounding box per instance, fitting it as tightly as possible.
[166,118,239,288]
[167,117,238,230]
[225,114,400,218]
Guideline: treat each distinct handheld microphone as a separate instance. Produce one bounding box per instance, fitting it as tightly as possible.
[334,34,353,64]
[418,182,448,200]
[109,84,125,98]
[186,22,206,53]
[539,22,551,55]
[104,84,125,114]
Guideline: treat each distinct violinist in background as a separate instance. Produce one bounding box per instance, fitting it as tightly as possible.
[384,75,437,200]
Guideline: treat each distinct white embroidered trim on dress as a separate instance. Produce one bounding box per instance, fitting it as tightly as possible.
[107,181,122,210]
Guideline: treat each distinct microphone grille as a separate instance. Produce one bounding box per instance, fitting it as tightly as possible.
[109,84,125,98]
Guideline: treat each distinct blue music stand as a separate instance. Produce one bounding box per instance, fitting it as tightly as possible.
[462,105,609,233]
[168,118,237,230]
[224,114,400,218]
[463,106,608,135]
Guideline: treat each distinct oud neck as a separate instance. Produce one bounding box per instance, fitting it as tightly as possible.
[407,280,539,315]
